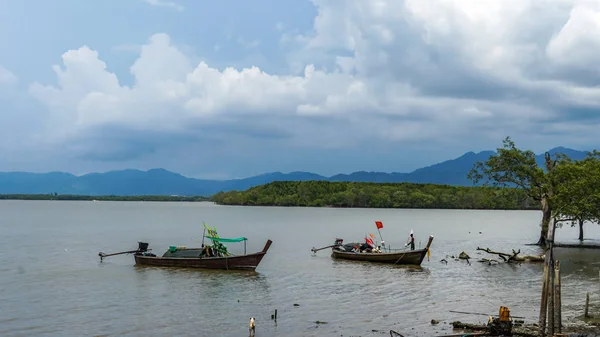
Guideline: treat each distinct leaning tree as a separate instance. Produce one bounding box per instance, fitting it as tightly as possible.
[468,137,561,246]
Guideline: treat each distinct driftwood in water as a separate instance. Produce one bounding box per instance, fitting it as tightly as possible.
[451,321,488,331]
[452,320,540,337]
[477,247,544,263]
[478,258,499,265]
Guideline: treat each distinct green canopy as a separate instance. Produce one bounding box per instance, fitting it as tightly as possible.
[205,236,247,243]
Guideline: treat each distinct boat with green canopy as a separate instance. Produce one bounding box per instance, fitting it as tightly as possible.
[99,223,273,271]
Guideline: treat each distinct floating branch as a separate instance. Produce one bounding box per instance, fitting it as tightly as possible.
[476,247,544,263]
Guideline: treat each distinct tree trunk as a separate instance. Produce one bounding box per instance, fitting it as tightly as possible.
[538,197,551,246]
[578,219,584,241]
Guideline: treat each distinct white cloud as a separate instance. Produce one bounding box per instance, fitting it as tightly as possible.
[546,2,600,72]
[0,65,17,85]
[26,1,600,163]
[144,0,184,12]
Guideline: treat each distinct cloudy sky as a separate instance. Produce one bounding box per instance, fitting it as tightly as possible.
[1,0,599,179]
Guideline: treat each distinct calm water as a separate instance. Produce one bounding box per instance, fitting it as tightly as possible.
[1,201,599,337]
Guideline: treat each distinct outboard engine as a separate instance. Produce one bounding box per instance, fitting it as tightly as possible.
[138,242,149,252]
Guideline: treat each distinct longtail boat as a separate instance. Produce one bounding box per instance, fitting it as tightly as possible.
[312,235,434,266]
[98,223,273,271]
[133,239,272,271]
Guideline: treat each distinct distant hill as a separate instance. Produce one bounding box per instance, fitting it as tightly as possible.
[0,147,590,196]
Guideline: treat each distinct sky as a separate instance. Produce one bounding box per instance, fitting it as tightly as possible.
[0,0,599,179]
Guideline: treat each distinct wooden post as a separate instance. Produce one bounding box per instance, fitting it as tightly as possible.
[539,218,557,337]
[585,292,590,318]
[555,260,561,333]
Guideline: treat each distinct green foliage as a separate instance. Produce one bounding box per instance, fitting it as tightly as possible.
[551,150,600,226]
[468,137,600,244]
[0,194,210,202]
[467,137,550,201]
[211,180,539,210]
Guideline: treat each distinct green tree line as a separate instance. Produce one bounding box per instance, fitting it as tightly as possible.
[211,181,540,210]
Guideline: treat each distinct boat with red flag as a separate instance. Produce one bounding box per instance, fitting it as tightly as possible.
[311,221,433,266]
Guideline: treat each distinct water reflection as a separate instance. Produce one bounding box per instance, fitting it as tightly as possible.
[555,247,600,277]
[330,258,428,272]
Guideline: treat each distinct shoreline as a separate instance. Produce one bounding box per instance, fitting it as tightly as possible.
[0,194,543,211]
[211,202,541,211]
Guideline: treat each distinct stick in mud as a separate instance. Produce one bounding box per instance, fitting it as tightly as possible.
[554,260,561,333]
[548,256,555,336]
[585,292,590,318]
[539,263,549,336]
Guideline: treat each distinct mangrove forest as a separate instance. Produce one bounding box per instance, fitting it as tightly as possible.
[211,181,539,210]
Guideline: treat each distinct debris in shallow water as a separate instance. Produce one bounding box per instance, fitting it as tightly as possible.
[431,319,440,325]
[315,320,327,324]
[389,329,405,337]
[478,258,499,265]
[451,321,487,331]
[476,247,544,263]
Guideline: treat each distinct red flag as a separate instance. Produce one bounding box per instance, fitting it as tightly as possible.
[375,221,383,229]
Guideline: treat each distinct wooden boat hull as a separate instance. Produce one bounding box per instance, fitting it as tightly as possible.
[331,248,428,265]
[331,235,433,266]
[134,239,272,271]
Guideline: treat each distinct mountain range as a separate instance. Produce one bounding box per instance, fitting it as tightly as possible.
[0,147,590,196]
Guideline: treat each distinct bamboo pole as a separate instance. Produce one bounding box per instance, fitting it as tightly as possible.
[555,260,561,333]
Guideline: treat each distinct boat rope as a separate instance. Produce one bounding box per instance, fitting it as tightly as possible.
[394,250,410,265]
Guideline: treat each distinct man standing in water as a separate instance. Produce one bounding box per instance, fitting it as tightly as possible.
[406,231,415,250]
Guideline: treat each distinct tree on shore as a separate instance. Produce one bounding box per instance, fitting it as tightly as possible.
[551,150,600,241]
[469,137,600,245]
[468,137,561,246]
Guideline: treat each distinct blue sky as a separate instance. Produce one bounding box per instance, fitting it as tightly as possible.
[1,0,599,179]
